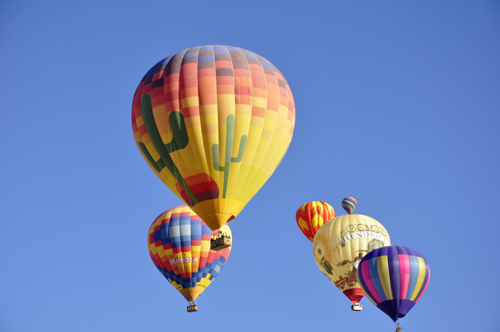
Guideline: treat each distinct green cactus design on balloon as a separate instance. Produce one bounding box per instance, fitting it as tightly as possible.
[138,94,199,205]
[321,257,334,275]
[212,114,247,198]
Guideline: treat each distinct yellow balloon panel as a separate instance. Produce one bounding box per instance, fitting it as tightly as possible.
[132,46,295,230]
[313,214,391,304]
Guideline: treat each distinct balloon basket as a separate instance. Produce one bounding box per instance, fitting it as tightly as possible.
[187,304,198,312]
[396,327,402,332]
[351,304,363,311]
[211,235,231,251]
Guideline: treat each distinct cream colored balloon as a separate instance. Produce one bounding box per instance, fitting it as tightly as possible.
[313,214,391,306]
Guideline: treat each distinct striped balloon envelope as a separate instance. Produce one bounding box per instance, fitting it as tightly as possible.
[341,197,357,214]
[132,45,295,231]
[357,246,430,322]
[147,206,231,307]
[296,201,335,241]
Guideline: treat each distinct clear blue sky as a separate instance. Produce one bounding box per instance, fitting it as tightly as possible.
[1,1,499,331]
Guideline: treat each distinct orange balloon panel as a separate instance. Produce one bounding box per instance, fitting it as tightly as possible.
[132,45,295,230]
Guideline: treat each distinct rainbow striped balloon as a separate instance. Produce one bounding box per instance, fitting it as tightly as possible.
[341,197,357,214]
[357,246,430,322]
[148,206,231,305]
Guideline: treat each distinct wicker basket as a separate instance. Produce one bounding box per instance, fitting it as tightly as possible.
[351,303,363,311]
[187,304,198,312]
[211,235,231,251]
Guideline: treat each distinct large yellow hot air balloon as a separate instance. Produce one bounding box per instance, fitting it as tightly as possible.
[313,214,391,310]
[132,45,295,230]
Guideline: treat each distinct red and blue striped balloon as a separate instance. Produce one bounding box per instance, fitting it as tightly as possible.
[147,206,231,306]
[357,246,430,322]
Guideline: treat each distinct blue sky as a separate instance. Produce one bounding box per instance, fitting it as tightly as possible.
[1,1,499,331]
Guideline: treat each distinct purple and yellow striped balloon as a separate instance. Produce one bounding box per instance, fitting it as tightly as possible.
[357,246,430,323]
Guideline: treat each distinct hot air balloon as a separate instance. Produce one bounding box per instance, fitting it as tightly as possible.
[296,201,335,241]
[357,246,430,330]
[132,45,296,231]
[147,205,231,312]
[313,214,391,311]
[342,197,357,214]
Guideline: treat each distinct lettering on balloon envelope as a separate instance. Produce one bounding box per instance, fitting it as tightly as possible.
[313,214,392,305]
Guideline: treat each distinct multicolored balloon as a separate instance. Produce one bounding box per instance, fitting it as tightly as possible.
[296,201,335,241]
[341,197,357,214]
[358,246,430,323]
[313,214,390,308]
[147,206,231,309]
[132,45,296,231]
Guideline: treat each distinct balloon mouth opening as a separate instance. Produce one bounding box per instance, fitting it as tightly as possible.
[393,314,406,322]
[204,213,234,230]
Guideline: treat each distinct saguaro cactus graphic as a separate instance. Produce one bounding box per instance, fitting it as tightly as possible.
[138,94,199,205]
[212,114,247,198]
